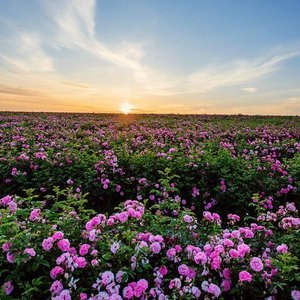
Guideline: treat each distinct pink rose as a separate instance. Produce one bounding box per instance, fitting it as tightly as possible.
[123,286,134,299]
[42,237,53,251]
[276,244,288,254]
[250,257,263,272]
[134,279,148,297]
[158,265,168,276]
[166,248,176,259]
[101,271,114,286]
[58,290,71,300]
[222,279,231,292]
[91,259,99,266]
[223,239,234,247]
[50,266,64,279]
[207,283,221,297]
[80,293,88,300]
[237,243,250,258]
[229,249,239,258]
[2,242,11,252]
[0,195,12,206]
[178,264,189,276]
[194,252,207,265]
[150,242,161,254]
[239,270,252,282]
[183,214,193,223]
[29,208,41,221]
[76,257,87,268]
[79,244,91,256]
[50,280,63,295]
[57,239,70,252]
[110,242,120,254]
[291,290,300,300]
[2,281,14,295]
[117,212,129,223]
[52,231,64,241]
[24,248,36,257]
[6,252,15,263]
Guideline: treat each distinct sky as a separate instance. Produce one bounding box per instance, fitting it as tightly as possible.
[0,0,300,115]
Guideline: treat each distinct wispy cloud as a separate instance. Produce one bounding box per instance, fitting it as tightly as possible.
[0,84,47,97]
[242,87,258,93]
[216,96,300,115]
[62,81,90,89]
[0,32,54,73]
[187,46,300,93]
[42,0,179,95]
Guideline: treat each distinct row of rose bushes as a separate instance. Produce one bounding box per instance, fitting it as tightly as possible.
[1,187,299,299]
[0,113,299,216]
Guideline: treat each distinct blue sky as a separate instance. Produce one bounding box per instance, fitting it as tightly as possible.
[0,0,300,114]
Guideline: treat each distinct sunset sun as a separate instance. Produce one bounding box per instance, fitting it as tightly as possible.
[120,102,134,114]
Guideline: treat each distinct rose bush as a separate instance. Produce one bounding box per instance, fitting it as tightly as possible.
[0,113,299,216]
[0,187,299,299]
[0,113,299,299]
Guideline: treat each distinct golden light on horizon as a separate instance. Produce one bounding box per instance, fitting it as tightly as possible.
[120,102,134,115]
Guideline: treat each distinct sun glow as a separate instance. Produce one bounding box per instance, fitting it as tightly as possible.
[120,102,134,114]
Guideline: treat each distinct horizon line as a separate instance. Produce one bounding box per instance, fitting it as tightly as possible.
[0,110,299,117]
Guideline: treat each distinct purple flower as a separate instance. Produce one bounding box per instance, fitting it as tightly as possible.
[229,249,239,258]
[183,214,193,223]
[123,286,134,299]
[67,179,74,185]
[57,239,70,252]
[0,195,12,206]
[75,257,87,268]
[117,212,129,223]
[2,281,13,295]
[42,237,53,251]
[50,280,63,295]
[194,251,207,265]
[166,248,176,259]
[116,271,126,283]
[57,289,71,300]
[101,271,114,286]
[276,244,288,254]
[80,293,88,300]
[110,242,120,254]
[150,242,161,254]
[134,279,148,297]
[158,265,168,276]
[291,290,300,300]
[250,257,263,272]
[178,264,189,276]
[52,231,64,241]
[192,286,201,298]
[207,283,221,298]
[2,242,11,252]
[29,208,41,221]
[50,266,64,279]
[6,252,15,263]
[239,270,253,282]
[79,244,90,256]
[237,243,250,258]
[24,248,36,257]
[8,201,17,213]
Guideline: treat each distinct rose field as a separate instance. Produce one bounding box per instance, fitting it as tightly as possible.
[0,112,300,300]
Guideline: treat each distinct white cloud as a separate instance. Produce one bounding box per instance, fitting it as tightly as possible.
[0,32,54,72]
[42,0,180,95]
[242,87,258,93]
[187,46,300,93]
